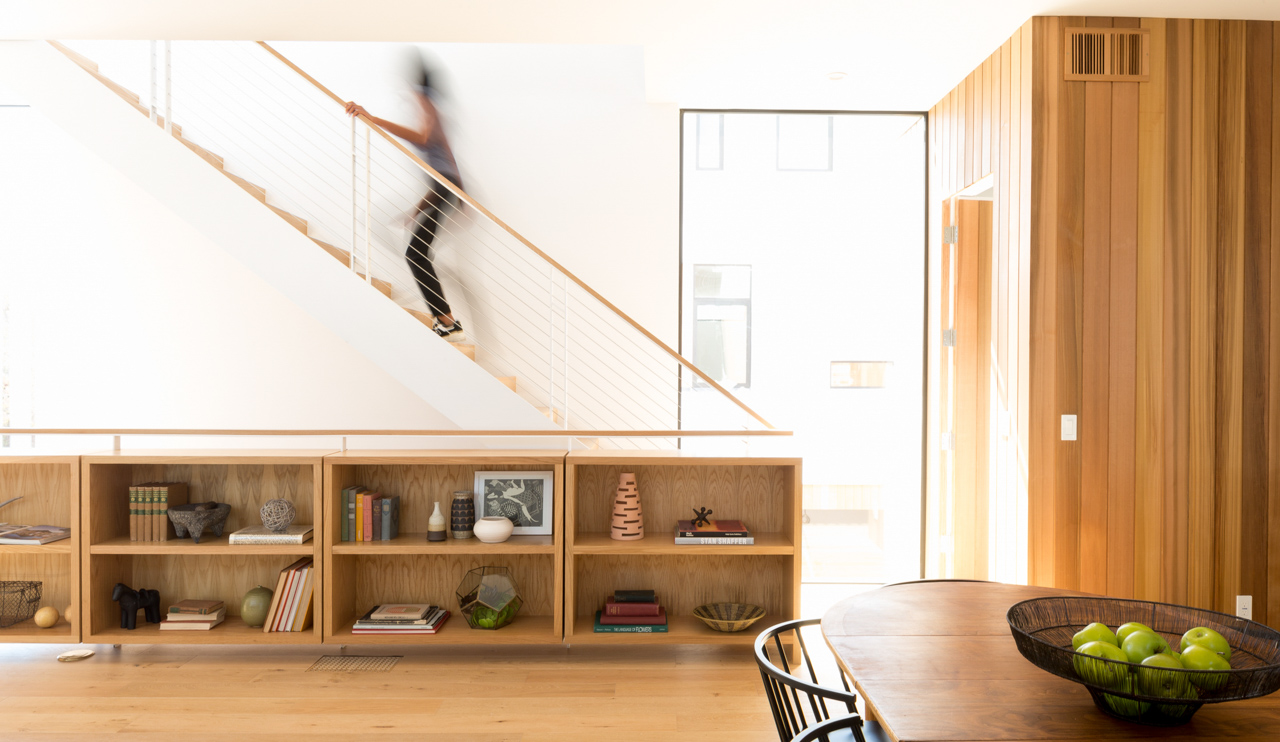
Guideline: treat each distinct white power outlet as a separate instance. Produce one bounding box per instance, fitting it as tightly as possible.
[1061,414,1077,441]
[1237,595,1253,620]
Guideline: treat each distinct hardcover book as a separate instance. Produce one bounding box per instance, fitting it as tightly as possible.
[159,616,224,631]
[169,599,224,615]
[0,525,71,545]
[164,608,227,623]
[605,596,662,616]
[676,519,750,537]
[227,525,314,545]
[372,497,382,541]
[673,536,755,545]
[593,611,669,633]
[370,604,432,621]
[599,606,667,625]
[612,589,656,603]
[340,487,352,542]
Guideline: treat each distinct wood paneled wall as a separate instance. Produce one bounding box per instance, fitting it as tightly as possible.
[926,21,1034,583]
[930,15,1280,628]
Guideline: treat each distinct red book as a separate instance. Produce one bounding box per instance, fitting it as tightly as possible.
[605,596,662,616]
[598,606,667,625]
[363,493,380,542]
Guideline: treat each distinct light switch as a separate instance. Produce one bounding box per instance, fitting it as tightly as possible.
[1061,414,1077,441]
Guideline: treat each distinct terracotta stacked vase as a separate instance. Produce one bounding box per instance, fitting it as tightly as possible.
[451,490,475,539]
[610,472,644,541]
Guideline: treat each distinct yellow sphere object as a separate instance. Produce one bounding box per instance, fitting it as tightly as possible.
[33,606,59,629]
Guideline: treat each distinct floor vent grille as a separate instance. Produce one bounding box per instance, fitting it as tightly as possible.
[1064,27,1151,82]
[307,655,402,673]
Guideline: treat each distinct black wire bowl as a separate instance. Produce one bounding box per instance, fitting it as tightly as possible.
[1008,596,1280,726]
[0,580,42,628]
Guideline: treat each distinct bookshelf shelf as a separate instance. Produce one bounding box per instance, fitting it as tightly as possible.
[323,450,565,646]
[0,454,81,644]
[89,535,315,556]
[565,452,801,645]
[81,451,328,645]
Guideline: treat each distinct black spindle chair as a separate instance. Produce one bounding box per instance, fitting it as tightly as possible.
[754,618,865,742]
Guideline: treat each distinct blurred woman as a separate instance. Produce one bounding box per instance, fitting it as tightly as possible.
[345,55,466,342]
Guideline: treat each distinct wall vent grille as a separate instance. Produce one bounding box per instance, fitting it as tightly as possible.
[1064,27,1150,82]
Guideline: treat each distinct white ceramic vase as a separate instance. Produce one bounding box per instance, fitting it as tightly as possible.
[473,516,514,543]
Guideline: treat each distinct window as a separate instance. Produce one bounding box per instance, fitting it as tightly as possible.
[692,265,751,388]
[776,114,833,171]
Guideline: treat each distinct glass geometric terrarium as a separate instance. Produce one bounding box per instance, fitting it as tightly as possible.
[455,566,522,630]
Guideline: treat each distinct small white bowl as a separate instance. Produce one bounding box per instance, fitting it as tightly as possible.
[473,516,514,543]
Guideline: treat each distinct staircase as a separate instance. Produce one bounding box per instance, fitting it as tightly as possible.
[4,39,775,440]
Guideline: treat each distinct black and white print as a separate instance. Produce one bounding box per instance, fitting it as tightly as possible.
[472,471,555,535]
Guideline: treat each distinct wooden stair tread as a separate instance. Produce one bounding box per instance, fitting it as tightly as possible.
[266,204,308,234]
[177,136,225,170]
[355,273,393,298]
[312,239,352,265]
[497,376,517,392]
[224,171,267,202]
[50,41,99,73]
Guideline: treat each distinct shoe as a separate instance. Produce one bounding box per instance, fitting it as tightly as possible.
[433,320,467,343]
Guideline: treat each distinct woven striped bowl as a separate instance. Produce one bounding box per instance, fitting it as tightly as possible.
[693,602,766,632]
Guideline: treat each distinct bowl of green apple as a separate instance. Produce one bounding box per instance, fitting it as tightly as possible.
[1007,596,1280,726]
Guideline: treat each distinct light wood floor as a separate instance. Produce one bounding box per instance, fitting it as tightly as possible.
[0,641,783,741]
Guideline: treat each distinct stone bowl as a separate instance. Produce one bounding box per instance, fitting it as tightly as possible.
[167,502,231,544]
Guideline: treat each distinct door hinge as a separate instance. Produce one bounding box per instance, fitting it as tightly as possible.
[942,328,956,347]
[943,226,958,244]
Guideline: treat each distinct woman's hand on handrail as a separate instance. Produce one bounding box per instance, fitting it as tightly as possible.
[344,101,368,118]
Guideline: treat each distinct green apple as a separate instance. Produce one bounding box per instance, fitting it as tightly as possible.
[1074,640,1130,687]
[1122,630,1171,664]
[1138,652,1191,698]
[1101,675,1151,718]
[1073,622,1119,649]
[1116,622,1155,643]
[1181,644,1231,691]
[1180,627,1232,662]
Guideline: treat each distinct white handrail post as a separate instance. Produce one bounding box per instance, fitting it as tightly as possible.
[548,268,554,417]
[148,41,157,124]
[364,125,372,283]
[163,41,172,135]
[349,116,357,271]
[563,273,570,430]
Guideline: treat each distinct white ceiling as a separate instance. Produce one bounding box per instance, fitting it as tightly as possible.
[5,1,1280,110]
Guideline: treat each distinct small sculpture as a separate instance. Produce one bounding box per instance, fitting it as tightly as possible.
[168,502,231,543]
[259,499,296,533]
[691,507,714,528]
[428,501,447,542]
[610,472,644,541]
[451,490,475,539]
[112,583,161,630]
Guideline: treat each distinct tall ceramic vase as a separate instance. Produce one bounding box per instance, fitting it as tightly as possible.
[451,490,475,539]
[610,472,644,541]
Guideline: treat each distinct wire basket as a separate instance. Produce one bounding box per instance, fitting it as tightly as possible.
[693,602,765,632]
[1008,596,1280,726]
[0,581,43,628]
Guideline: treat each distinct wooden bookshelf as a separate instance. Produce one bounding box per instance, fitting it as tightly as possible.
[0,454,81,643]
[80,450,329,644]
[322,450,565,645]
[565,451,802,645]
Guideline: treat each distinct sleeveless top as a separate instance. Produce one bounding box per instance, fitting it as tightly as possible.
[416,87,460,187]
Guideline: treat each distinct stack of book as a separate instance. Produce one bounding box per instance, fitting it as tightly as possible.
[340,486,401,542]
[129,482,188,542]
[594,590,668,633]
[675,518,754,545]
[0,525,71,545]
[160,599,225,631]
[262,557,315,633]
[352,604,450,635]
[228,524,314,545]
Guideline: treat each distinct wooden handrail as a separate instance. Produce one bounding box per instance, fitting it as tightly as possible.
[255,42,776,431]
[0,428,790,437]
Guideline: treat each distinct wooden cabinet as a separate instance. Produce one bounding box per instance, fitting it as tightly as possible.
[564,451,802,644]
[0,455,80,643]
[80,450,328,644]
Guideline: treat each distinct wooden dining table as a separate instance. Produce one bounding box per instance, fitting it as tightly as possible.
[820,581,1280,741]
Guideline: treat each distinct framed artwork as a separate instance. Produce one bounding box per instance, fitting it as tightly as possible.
[472,471,554,536]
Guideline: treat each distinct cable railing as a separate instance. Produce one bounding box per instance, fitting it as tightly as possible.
[52,40,777,444]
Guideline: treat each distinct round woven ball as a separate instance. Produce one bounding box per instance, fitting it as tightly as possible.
[259,499,296,533]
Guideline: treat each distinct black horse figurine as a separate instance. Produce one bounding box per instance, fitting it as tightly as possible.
[112,583,161,630]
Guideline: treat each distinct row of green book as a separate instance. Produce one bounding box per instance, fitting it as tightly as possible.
[340,486,401,542]
[129,482,188,542]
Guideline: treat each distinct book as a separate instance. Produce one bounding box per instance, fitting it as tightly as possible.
[676,519,750,537]
[279,563,308,632]
[165,608,227,623]
[290,566,315,632]
[157,482,188,542]
[355,606,445,627]
[363,493,380,542]
[370,604,432,621]
[612,589,656,603]
[372,497,382,541]
[227,525,314,545]
[262,557,311,634]
[355,491,363,542]
[605,596,662,616]
[382,495,400,541]
[674,536,755,545]
[352,610,449,634]
[129,485,138,541]
[599,606,667,625]
[159,616,224,631]
[169,599,224,615]
[593,611,669,633]
[0,525,71,545]
[340,487,351,542]
[141,484,152,542]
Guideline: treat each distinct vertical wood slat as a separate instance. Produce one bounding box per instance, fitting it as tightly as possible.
[983,57,994,177]
[1188,19,1220,611]
[961,73,971,189]
[1055,16,1087,592]
[1018,21,1034,585]
[975,61,986,179]
[1216,19,1247,616]
[1108,15,1142,601]
[1135,17,1168,602]
[1269,20,1280,632]
[1241,20,1272,625]
[998,43,1011,389]
[955,199,981,577]
[977,201,995,579]
[1081,17,1113,596]
[1030,16,1060,586]
[1164,18,1193,607]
